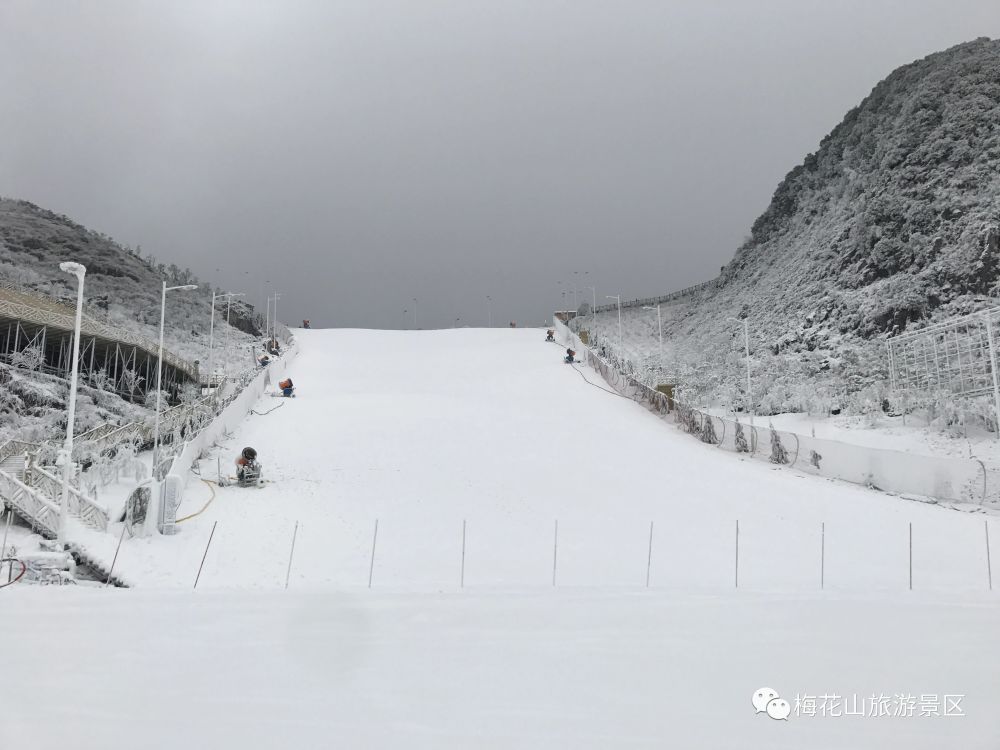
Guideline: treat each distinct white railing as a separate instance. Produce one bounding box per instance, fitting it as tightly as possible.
[27,464,109,531]
[0,469,60,536]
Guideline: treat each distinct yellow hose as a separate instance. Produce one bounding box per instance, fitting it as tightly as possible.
[175,478,217,523]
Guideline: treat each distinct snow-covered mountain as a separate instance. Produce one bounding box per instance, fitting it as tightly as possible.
[0,198,263,442]
[598,38,1000,415]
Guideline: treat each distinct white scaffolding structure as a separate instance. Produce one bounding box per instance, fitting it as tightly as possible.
[886,306,1000,436]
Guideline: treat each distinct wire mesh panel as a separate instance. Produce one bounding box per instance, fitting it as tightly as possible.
[887,307,1000,399]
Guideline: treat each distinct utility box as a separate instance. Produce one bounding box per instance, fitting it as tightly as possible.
[655,384,676,411]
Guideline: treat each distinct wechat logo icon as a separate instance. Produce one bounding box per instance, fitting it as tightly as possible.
[753,687,791,720]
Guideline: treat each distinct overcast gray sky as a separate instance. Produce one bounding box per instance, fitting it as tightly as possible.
[2,1,999,329]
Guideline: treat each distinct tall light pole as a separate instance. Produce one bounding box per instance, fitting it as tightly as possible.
[207,290,217,396]
[643,304,663,355]
[486,295,492,328]
[211,291,245,384]
[606,294,622,356]
[728,316,753,426]
[57,261,86,548]
[153,282,198,471]
[584,285,597,335]
[265,295,271,346]
[271,292,283,344]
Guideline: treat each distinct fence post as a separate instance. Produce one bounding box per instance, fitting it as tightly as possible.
[368,519,379,589]
[820,521,825,590]
[552,520,558,587]
[460,519,466,588]
[1,510,10,583]
[908,522,913,591]
[645,521,654,588]
[735,520,740,589]
[986,520,993,592]
[105,522,127,587]
[284,520,299,590]
[193,520,217,589]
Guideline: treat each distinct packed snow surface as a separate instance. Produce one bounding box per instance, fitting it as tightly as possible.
[3,327,998,748]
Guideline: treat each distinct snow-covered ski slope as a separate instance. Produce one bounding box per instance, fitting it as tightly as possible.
[4,327,999,749]
[125,327,995,590]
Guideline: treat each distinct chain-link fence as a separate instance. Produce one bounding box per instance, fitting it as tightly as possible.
[554,316,1000,508]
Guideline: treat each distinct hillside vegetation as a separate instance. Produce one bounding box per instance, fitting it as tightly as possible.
[0,198,263,443]
[638,38,1000,416]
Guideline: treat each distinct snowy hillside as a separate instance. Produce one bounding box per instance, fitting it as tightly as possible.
[581,38,1000,419]
[0,198,266,442]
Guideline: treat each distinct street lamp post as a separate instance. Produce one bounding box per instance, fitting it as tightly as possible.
[272,293,283,344]
[265,295,271,346]
[606,295,622,356]
[57,261,86,548]
[153,282,198,472]
[584,286,596,315]
[210,292,245,384]
[643,305,663,355]
[207,290,217,396]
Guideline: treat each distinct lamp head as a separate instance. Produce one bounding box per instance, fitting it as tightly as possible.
[168,284,198,292]
[59,261,86,278]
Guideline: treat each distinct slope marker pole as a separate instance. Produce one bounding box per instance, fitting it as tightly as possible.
[368,519,379,589]
[735,520,740,589]
[908,522,913,591]
[986,520,992,592]
[552,520,558,587]
[284,520,299,590]
[1,510,11,583]
[193,521,217,589]
[460,519,467,588]
[821,521,825,590]
[645,521,654,588]
[105,522,127,587]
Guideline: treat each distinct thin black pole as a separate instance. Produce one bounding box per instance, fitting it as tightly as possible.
[284,520,299,590]
[908,522,913,591]
[105,522,127,587]
[645,521,654,588]
[193,520,217,589]
[986,520,992,592]
[821,521,825,590]
[368,519,379,588]
[1,510,11,584]
[460,519,466,588]
[552,520,558,586]
[735,520,740,589]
